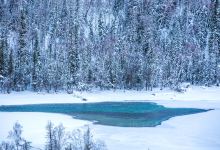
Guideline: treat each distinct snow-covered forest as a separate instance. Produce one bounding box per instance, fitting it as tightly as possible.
[0,0,219,93]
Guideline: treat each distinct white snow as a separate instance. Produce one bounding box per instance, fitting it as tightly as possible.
[0,86,220,150]
[94,109,220,150]
[0,86,219,106]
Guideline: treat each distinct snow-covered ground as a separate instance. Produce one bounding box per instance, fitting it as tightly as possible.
[0,86,220,150]
[0,86,219,106]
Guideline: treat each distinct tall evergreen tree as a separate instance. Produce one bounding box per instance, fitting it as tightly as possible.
[0,37,4,77]
[15,7,29,91]
[67,0,80,93]
[32,31,41,91]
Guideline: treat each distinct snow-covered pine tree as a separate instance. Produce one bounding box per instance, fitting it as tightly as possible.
[15,5,29,91]
[67,0,80,93]
[32,30,41,91]
[0,36,4,77]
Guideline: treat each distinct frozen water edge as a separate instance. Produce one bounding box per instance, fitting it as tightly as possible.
[0,86,220,150]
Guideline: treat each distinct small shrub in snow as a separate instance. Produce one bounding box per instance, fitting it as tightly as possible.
[45,122,107,150]
[0,122,31,150]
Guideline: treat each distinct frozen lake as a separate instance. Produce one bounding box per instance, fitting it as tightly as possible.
[0,102,209,127]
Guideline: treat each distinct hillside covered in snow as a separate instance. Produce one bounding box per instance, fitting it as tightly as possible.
[0,0,219,93]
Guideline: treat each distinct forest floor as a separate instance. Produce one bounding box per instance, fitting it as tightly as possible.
[0,85,220,150]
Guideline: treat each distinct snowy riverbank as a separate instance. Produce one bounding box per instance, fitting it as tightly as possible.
[0,86,220,105]
[0,86,220,150]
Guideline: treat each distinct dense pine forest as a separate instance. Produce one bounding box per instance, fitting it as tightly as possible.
[0,0,219,93]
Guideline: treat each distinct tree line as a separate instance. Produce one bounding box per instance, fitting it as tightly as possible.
[0,0,219,93]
